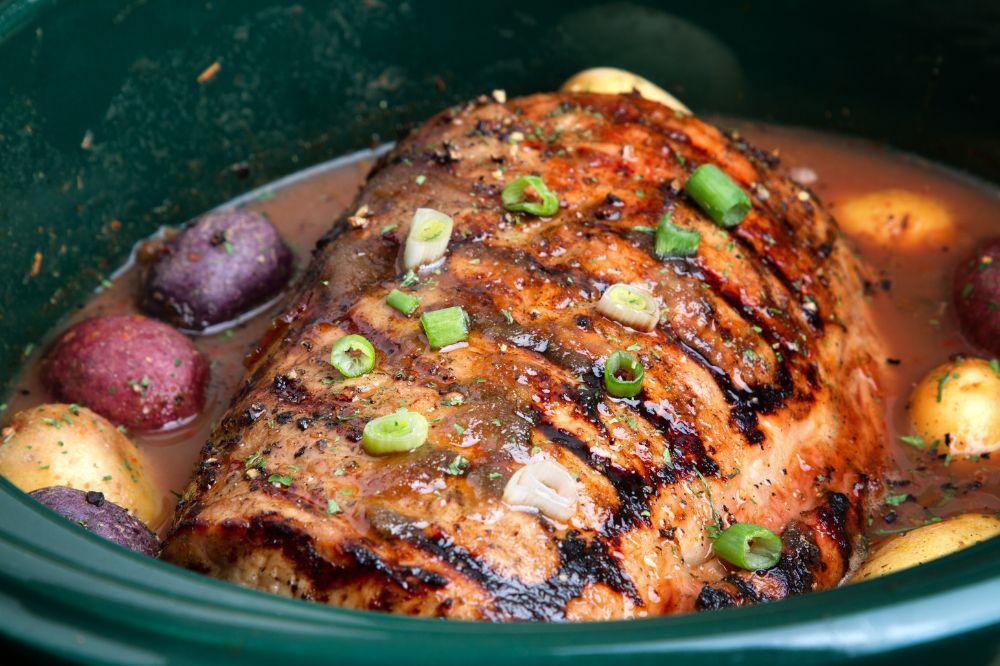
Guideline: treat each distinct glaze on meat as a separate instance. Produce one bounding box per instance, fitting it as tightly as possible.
[161,92,887,620]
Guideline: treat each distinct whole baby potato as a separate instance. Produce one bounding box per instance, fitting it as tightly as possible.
[560,67,691,114]
[851,513,1000,582]
[43,314,208,432]
[831,189,953,250]
[0,404,160,525]
[29,486,160,556]
[908,357,1000,456]
[953,237,1000,356]
[140,209,293,332]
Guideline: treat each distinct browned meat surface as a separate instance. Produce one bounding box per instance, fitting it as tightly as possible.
[161,92,887,620]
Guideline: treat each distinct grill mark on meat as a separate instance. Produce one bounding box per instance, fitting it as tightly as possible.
[537,422,658,535]
[674,336,790,445]
[814,492,854,567]
[468,211,805,451]
[345,544,450,591]
[372,508,642,620]
[630,402,720,478]
[459,229,796,450]
[184,515,451,600]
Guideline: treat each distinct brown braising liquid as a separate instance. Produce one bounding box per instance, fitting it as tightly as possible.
[4,123,999,549]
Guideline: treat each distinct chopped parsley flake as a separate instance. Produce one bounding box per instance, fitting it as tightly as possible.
[268,473,292,487]
[400,270,419,288]
[447,455,468,475]
[884,493,909,506]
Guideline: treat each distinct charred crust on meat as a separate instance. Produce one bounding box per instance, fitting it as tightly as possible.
[815,492,854,565]
[270,372,306,404]
[241,401,267,425]
[370,508,641,621]
[695,586,738,611]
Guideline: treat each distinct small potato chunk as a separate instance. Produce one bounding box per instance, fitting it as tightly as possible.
[560,67,690,114]
[852,513,1000,582]
[140,209,293,332]
[30,486,160,556]
[909,357,1000,456]
[0,404,160,526]
[953,237,1000,356]
[831,189,953,250]
[43,314,208,432]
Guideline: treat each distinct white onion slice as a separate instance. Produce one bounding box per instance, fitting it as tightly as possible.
[596,283,660,332]
[403,208,454,270]
[503,460,578,522]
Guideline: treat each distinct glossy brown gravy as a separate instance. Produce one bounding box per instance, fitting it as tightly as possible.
[4,122,999,548]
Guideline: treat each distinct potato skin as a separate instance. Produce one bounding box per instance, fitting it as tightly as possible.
[560,67,690,114]
[953,237,1000,356]
[43,315,208,432]
[140,209,293,332]
[831,189,953,250]
[851,513,1000,582]
[909,357,1000,456]
[29,486,160,556]
[0,404,160,525]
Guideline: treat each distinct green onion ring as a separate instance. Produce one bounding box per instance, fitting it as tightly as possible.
[362,408,429,454]
[712,522,782,570]
[330,334,376,378]
[502,175,560,216]
[603,350,645,398]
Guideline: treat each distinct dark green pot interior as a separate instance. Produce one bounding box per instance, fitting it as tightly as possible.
[2,1,1000,663]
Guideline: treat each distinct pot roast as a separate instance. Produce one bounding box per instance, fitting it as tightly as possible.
[162,91,887,620]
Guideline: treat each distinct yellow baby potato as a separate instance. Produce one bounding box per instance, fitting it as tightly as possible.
[560,67,691,114]
[852,513,1000,582]
[0,403,160,525]
[832,188,953,250]
[909,357,1000,456]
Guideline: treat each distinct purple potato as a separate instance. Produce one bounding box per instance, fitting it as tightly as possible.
[140,209,293,331]
[29,486,160,556]
[43,315,209,432]
[953,237,1000,356]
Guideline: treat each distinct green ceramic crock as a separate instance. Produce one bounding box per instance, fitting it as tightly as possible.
[2,1,999,663]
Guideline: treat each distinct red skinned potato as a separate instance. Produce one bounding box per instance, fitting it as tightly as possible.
[953,237,1000,356]
[29,486,160,556]
[140,209,293,332]
[43,315,208,432]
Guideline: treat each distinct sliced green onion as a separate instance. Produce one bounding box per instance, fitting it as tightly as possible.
[655,211,700,259]
[420,306,470,349]
[684,164,751,228]
[503,460,578,521]
[330,334,376,378]
[502,175,559,216]
[596,283,659,332]
[362,408,429,454]
[404,208,454,270]
[712,522,782,570]
[604,350,644,398]
[386,289,420,316]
